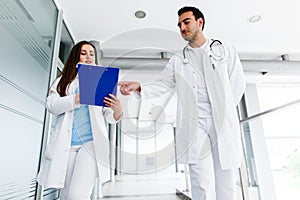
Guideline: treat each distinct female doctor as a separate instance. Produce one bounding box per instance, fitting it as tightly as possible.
[119,6,245,200]
[37,41,122,200]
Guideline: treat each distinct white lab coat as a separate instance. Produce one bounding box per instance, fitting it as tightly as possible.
[37,76,117,188]
[140,39,245,169]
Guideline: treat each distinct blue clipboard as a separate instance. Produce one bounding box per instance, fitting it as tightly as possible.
[77,63,119,107]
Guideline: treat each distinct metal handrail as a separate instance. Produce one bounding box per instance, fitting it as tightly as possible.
[240,99,300,124]
[237,98,300,200]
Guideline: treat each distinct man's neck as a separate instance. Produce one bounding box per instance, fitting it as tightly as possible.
[189,38,207,48]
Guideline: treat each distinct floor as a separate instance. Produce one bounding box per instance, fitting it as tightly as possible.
[101,172,189,200]
[100,168,246,200]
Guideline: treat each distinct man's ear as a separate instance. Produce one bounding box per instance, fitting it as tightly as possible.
[198,18,204,29]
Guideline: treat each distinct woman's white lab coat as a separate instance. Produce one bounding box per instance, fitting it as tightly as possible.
[140,39,246,169]
[37,76,117,188]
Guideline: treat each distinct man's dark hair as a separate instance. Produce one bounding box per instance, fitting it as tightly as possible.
[178,6,205,30]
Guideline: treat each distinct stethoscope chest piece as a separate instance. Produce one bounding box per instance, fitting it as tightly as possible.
[182,46,189,64]
[183,58,189,64]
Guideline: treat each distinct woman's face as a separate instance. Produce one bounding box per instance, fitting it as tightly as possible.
[79,44,96,64]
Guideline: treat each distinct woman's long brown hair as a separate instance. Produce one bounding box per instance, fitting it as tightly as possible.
[57,41,98,97]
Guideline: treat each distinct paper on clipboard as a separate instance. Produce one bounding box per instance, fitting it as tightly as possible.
[77,63,119,107]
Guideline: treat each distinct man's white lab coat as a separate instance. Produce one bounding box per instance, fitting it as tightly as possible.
[140,39,246,169]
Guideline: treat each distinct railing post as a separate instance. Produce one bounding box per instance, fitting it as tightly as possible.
[184,164,190,192]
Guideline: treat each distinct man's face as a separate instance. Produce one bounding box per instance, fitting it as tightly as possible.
[177,11,201,42]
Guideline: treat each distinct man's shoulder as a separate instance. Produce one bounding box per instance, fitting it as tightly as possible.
[169,52,183,62]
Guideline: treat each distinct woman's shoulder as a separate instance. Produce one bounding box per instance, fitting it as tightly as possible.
[48,76,62,89]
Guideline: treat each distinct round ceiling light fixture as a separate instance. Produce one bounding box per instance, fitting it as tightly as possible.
[135,10,146,19]
[248,15,262,23]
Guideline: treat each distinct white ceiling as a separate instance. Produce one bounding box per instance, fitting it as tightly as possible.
[54,0,300,61]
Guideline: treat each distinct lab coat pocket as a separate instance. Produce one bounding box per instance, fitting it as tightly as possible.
[43,133,58,161]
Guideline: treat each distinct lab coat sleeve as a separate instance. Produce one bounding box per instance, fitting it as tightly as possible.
[227,45,246,106]
[140,57,176,99]
[102,107,118,124]
[46,78,80,115]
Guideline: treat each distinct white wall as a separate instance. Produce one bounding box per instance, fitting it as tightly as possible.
[0,23,49,199]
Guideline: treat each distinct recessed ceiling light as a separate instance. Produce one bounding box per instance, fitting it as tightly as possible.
[248,15,262,23]
[135,10,146,19]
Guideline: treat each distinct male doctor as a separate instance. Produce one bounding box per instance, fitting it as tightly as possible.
[118,6,246,200]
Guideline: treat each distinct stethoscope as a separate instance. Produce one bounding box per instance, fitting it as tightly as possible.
[182,39,226,69]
